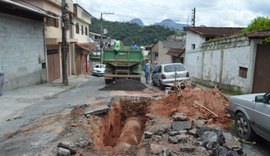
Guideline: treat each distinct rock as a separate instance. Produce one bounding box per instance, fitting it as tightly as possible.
[159,148,171,156]
[152,122,171,135]
[58,147,71,156]
[180,147,196,153]
[152,135,162,142]
[192,119,207,128]
[169,131,180,136]
[58,141,76,154]
[76,138,92,148]
[188,128,197,136]
[144,131,153,139]
[223,132,242,150]
[197,128,225,150]
[171,121,192,131]
[172,112,188,121]
[168,134,188,144]
[84,105,110,116]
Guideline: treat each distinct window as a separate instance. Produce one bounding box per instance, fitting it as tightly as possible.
[46,18,59,28]
[164,64,185,72]
[191,44,195,49]
[239,67,248,78]
[76,23,79,34]
[85,27,88,35]
[81,25,84,35]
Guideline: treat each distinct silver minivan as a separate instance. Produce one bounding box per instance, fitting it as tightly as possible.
[152,63,189,89]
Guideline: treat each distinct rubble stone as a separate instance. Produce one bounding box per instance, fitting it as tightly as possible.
[168,134,188,144]
[84,105,110,116]
[188,128,197,136]
[58,141,76,154]
[58,147,71,156]
[75,138,92,148]
[223,132,242,151]
[152,135,162,142]
[172,112,188,121]
[171,121,192,131]
[158,148,171,156]
[169,131,180,136]
[144,131,153,139]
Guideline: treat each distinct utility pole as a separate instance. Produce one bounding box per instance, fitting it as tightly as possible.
[61,0,68,85]
[191,7,196,27]
[100,12,114,64]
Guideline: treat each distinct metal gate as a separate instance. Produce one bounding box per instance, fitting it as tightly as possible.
[252,44,270,93]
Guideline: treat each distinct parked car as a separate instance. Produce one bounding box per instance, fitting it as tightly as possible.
[92,64,106,77]
[228,93,270,142]
[151,63,189,89]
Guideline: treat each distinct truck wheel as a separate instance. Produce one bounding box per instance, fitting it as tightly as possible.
[235,112,255,140]
[105,79,111,84]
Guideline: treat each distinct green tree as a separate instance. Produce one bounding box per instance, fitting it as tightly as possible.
[242,16,270,34]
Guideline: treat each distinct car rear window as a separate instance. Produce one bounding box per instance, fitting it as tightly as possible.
[164,64,186,72]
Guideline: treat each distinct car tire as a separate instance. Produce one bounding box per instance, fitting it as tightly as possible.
[159,80,165,90]
[105,79,111,84]
[235,112,255,140]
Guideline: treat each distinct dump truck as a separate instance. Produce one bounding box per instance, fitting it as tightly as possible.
[103,46,143,84]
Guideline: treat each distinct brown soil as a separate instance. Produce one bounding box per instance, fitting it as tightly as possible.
[148,87,231,128]
[100,79,147,91]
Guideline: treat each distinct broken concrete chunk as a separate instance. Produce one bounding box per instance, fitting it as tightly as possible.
[188,128,197,136]
[58,141,76,154]
[144,131,153,139]
[58,147,71,156]
[223,132,242,151]
[84,105,110,116]
[172,112,188,121]
[158,148,172,156]
[152,135,162,142]
[171,121,192,131]
[168,134,189,144]
[169,131,180,136]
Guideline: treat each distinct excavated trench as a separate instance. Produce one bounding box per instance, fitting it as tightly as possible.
[91,97,151,152]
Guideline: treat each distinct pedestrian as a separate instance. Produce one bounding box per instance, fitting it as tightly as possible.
[144,60,151,84]
[114,38,121,56]
[152,61,158,72]
[130,41,138,49]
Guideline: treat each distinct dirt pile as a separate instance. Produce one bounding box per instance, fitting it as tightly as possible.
[100,79,147,91]
[149,87,231,128]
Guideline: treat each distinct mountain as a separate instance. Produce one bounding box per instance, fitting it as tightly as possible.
[154,19,186,30]
[130,18,144,26]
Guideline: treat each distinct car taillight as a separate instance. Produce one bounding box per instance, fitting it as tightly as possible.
[186,72,189,77]
[161,74,166,79]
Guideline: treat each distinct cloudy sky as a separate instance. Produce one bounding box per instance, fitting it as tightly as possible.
[76,0,270,27]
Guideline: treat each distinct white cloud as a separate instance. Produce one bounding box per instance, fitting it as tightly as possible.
[77,0,270,27]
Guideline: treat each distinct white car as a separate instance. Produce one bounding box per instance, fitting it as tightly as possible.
[92,64,106,77]
[152,63,189,90]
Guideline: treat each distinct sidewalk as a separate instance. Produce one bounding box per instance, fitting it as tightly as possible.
[0,75,90,121]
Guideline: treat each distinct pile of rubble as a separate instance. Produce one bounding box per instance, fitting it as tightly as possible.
[138,111,243,156]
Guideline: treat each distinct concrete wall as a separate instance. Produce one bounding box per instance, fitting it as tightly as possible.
[0,13,46,91]
[185,34,256,93]
[157,41,172,64]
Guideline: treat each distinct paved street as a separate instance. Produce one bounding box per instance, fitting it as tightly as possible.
[0,76,269,156]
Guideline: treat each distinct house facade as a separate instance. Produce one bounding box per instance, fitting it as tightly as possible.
[0,0,48,91]
[184,27,270,93]
[73,3,95,75]
[17,0,77,82]
[150,40,185,64]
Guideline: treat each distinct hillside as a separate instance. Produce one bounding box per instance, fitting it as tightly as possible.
[89,18,176,46]
[129,18,144,26]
